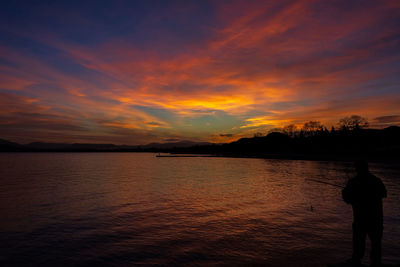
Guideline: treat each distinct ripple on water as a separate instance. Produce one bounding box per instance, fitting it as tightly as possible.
[0,153,399,266]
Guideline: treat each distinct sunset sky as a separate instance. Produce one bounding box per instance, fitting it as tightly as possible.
[1,0,399,145]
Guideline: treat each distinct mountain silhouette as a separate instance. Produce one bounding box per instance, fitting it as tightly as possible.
[0,139,213,152]
[0,138,27,151]
[1,126,399,160]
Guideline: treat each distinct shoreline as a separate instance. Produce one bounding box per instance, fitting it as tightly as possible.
[2,151,399,163]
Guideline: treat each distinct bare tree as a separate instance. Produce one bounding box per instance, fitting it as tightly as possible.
[302,121,324,136]
[282,124,298,137]
[338,115,369,130]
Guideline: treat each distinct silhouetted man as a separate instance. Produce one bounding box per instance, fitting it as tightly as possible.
[342,160,387,266]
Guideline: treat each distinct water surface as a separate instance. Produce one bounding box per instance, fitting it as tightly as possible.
[0,153,399,266]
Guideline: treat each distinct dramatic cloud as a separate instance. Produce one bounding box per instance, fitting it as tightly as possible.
[0,1,399,144]
[219,134,234,137]
[374,116,400,123]
[373,115,400,127]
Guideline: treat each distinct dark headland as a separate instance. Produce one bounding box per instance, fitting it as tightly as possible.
[1,126,399,161]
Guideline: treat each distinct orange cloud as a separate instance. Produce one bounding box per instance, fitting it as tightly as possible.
[1,1,399,144]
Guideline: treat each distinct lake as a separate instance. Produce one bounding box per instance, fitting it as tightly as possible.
[0,153,399,266]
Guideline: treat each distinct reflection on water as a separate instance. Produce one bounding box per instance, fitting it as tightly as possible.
[0,153,399,266]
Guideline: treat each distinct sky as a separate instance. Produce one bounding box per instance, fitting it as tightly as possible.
[0,0,399,145]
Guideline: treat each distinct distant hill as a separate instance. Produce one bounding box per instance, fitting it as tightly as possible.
[0,138,27,151]
[0,139,213,152]
[26,142,120,151]
[141,140,212,149]
[169,126,400,160]
[1,126,399,160]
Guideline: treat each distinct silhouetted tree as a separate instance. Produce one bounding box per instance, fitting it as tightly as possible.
[338,115,369,130]
[299,129,305,138]
[253,132,264,138]
[268,128,283,134]
[282,124,298,137]
[302,121,324,136]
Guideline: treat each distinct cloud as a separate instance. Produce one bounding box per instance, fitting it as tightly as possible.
[0,1,400,143]
[374,115,400,124]
[163,138,181,142]
[219,134,234,137]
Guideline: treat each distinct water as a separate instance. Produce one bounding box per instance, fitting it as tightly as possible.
[0,153,399,266]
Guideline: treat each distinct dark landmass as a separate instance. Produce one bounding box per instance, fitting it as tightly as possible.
[0,139,214,152]
[171,126,400,161]
[1,126,399,161]
[0,138,26,151]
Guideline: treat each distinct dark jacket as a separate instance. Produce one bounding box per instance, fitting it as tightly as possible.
[342,173,387,226]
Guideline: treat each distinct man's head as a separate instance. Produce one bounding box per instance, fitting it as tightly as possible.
[355,160,369,175]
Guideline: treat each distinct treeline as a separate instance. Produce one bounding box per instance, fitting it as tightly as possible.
[1,115,399,160]
[172,116,400,160]
[263,115,369,138]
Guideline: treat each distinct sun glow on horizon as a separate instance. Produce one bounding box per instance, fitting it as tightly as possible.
[0,1,400,144]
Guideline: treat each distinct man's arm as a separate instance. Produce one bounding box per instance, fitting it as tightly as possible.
[379,179,387,199]
[342,180,354,204]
